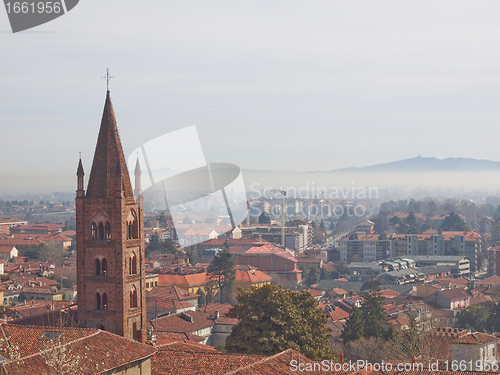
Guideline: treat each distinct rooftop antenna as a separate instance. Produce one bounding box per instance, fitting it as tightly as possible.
[101,68,114,91]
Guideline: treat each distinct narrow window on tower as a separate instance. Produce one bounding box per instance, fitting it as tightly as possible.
[98,222,104,240]
[127,210,139,239]
[102,258,107,276]
[130,252,137,275]
[130,285,138,308]
[91,222,97,240]
[95,259,101,276]
[96,292,101,310]
[105,222,111,240]
[102,293,108,311]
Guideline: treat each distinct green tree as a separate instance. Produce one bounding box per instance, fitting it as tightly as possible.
[304,266,320,286]
[258,212,271,224]
[319,266,329,281]
[341,305,364,344]
[225,284,335,360]
[146,234,180,256]
[361,286,388,339]
[440,212,468,232]
[341,284,389,343]
[458,306,490,332]
[207,250,236,304]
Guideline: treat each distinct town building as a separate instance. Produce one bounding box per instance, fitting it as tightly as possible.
[228,242,302,288]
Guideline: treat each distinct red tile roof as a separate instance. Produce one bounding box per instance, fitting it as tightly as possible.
[235,269,272,283]
[0,323,155,374]
[453,332,497,344]
[151,343,262,375]
[147,285,199,301]
[149,310,218,334]
[229,243,297,262]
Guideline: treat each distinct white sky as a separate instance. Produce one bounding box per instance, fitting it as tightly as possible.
[2,1,500,191]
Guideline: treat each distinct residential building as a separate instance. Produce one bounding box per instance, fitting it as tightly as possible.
[339,233,391,263]
[451,332,498,370]
[228,242,302,288]
[487,244,500,276]
[0,246,18,259]
[424,288,471,310]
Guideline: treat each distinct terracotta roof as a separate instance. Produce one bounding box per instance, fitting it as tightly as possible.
[0,323,155,374]
[203,303,233,315]
[155,331,205,344]
[476,275,500,285]
[235,270,272,283]
[147,285,199,301]
[229,243,297,262]
[453,332,497,344]
[149,310,217,334]
[151,342,262,375]
[436,288,470,301]
[158,273,208,287]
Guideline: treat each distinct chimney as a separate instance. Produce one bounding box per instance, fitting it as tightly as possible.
[215,310,220,319]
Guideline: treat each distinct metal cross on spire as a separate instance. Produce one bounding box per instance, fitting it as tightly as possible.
[101,68,114,91]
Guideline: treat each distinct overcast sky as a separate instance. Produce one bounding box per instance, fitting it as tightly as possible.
[2,1,500,191]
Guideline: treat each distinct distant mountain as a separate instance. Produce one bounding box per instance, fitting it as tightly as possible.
[330,156,500,173]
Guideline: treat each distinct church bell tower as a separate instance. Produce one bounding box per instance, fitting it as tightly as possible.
[76,90,146,342]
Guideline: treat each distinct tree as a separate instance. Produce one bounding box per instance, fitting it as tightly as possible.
[146,234,181,256]
[258,212,271,224]
[304,266,320,286]
[458,306,490,332]
[440,212,468,232]
[341,284,389,343]
[341,305,364,344]
[207,250,235,304]
[319,266,329,281]
[225,284,335,360]
[390,315,423,360]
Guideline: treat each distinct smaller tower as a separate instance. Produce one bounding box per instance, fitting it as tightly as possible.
[134,158,143,210]
[76,158,85,198]
[134,158,142,197]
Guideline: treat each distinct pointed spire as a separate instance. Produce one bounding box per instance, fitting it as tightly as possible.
[134,157,142,197]
[77,158,84,177]
[76,158,85,195]
[86,91,134,199]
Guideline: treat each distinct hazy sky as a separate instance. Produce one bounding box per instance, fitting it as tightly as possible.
[2,1,500,191]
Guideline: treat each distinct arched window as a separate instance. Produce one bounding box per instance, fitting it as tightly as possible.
[98,222,104,240]
[102,293,108,311]
[102,258,107,276]
[130,286,138,308]
[127,210,138,239]
[132,322,138,341]
[127,222,134,239]
[91,222,97,240]
[105,222,111,240]
[95,259,101,276]
[129,252,137,275]
[96,293,101,310]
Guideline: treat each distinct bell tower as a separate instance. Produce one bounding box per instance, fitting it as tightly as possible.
[76,90,146,342]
